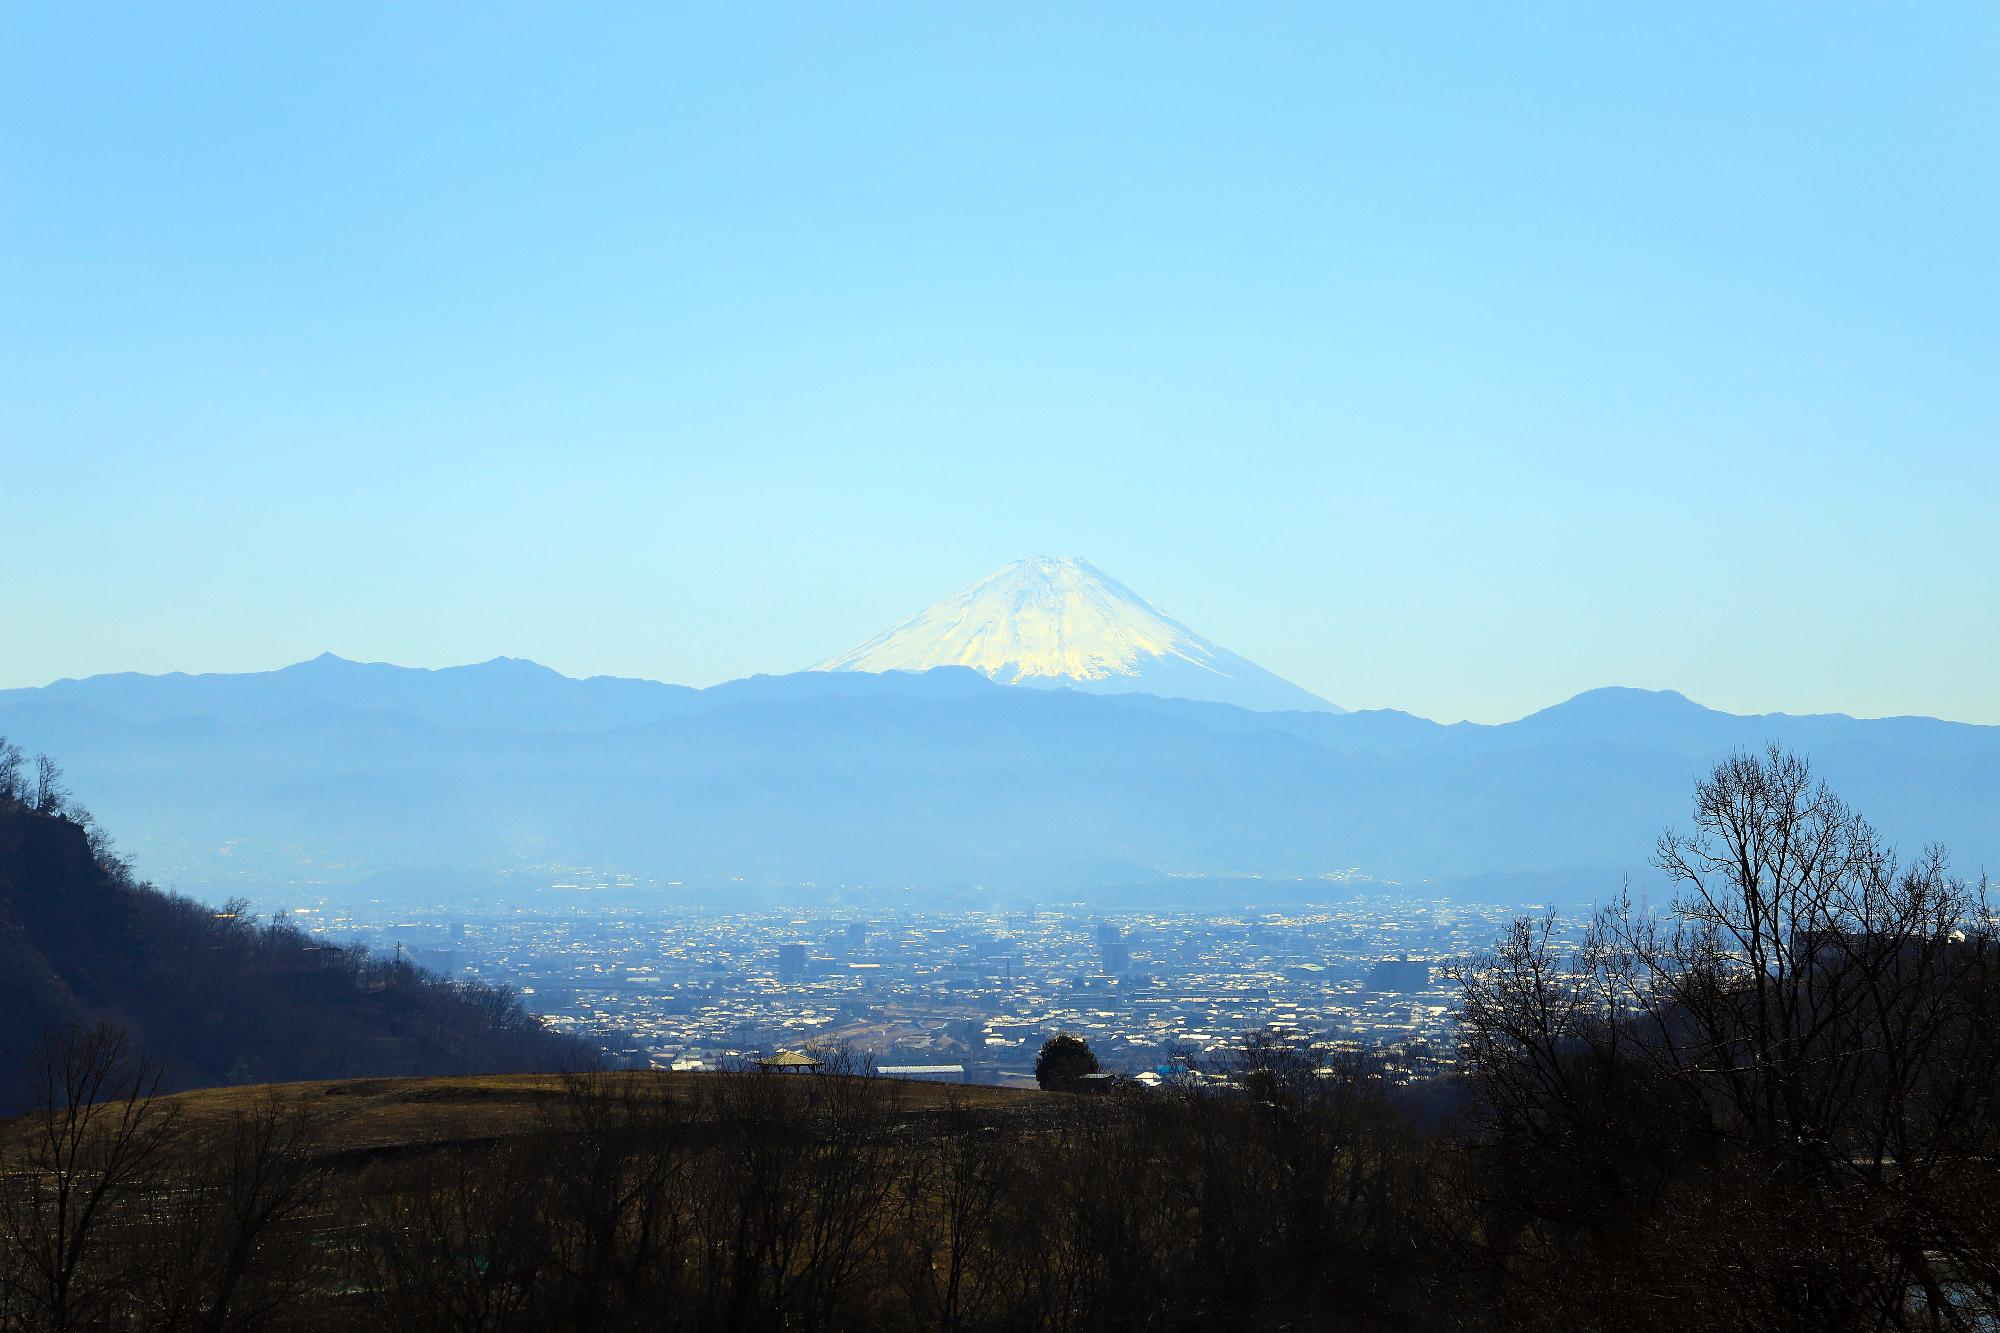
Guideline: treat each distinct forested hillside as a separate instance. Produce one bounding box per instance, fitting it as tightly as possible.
[0,740,588,1107]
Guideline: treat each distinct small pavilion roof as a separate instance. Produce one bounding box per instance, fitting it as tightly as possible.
[755,1050,823,1069]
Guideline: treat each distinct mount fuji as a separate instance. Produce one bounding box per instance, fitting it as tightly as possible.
[810,556,1340,713]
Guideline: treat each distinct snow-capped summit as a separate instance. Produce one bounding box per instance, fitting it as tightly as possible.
[811,556,1340,713]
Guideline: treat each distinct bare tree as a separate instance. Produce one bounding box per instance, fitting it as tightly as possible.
[30,753,68,817]
[124,1092,330,1333]
[534,1070,700,1327]
[690,1064,905,1328]
[0,1024,181,1331]
[0,738,24,802]
[894,1092,1014,1332]
[1453,747,2000,1330]
[356,1139,552,1333]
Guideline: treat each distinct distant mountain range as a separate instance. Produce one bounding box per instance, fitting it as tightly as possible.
[812,556,1338,713]
[2,656,1995,907]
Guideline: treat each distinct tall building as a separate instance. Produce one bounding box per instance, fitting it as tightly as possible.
[778,942,808,982]
[1098,923,1129,975]
[1365,956,1433,992]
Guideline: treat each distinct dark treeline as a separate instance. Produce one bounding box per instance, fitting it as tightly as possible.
[1449,747,2000,1328]
[0,738,589,1107]
[3,1029,1455,1332]
[1,748,1996,1330]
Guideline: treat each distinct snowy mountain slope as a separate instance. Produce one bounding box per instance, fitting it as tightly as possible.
[810,556,1340,713]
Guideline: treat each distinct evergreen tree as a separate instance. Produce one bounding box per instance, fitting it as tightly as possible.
[1033,1032,1098,1090]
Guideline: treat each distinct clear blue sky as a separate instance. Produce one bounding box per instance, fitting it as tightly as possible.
[4,5,1996,723]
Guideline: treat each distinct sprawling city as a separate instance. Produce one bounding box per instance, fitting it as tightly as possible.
[298,887,1529,1086]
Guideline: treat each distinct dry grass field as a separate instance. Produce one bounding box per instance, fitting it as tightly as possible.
[145,1070,1043,1158]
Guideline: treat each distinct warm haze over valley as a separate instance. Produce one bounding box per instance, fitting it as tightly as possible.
[3,8,1996,1332]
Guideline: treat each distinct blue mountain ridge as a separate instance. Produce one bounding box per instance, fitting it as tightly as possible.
[1,657,1993,904]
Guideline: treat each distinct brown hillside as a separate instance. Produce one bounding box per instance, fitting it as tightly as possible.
[145,1070,1042,1157]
